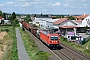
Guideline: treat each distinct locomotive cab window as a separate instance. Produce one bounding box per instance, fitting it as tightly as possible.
[50,36,58,40]
[54,36,58,40]
[50,36,54,40]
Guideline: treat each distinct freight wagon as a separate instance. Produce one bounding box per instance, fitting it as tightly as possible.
[20,21,60,49]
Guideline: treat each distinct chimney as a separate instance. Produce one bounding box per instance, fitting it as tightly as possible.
[84,13,85,16]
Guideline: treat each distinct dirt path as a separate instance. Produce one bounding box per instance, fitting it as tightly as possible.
[0,32,7,59]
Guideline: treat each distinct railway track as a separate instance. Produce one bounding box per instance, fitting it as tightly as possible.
[24,28,90,60]
[52,50,72,60]
[24,28,72,60]
[60,42,90,60]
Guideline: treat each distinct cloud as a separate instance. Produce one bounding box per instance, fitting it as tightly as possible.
[71,5,75,8]
[6,2,14,5]
[52,2,60,6]
[15,1,45,7]
[82,4,87,6]
[0,4,5,6]
[22,3,29,6]
[0,0,90,14]
[0,2,14,7]
[42,9,47,12]
[64,4,69,6]
[30,1,45,4]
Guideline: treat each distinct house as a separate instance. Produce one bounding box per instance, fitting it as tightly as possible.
[74,14,90,27]
[74,14,89,20]
[6,14,11,19]
[0,16,2,23]
[32,16,58,28]
[53,18,77,27]
[53,18,78,41]
[32,17,52,27]
[53,18,77,34]
[73,14,90,33]
[66,14,90,43]
[4,20,11,24]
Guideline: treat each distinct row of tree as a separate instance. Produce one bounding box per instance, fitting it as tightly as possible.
[0,10,19,26]
[24,14,32,23]
[0,10,6,20]
[0,10,32,27]
[10,12,19,27]
[52,15,75,20]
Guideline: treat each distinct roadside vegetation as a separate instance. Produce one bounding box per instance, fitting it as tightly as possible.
[0,10,19,60]
[0,26,18,60]
[19,27,51,60]
[60,36,90,56]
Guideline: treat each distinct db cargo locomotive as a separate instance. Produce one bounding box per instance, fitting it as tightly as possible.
[20,21,60,49]
[40,30,60,48]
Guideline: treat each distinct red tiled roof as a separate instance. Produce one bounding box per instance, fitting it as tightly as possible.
[75,19,82,22]
[53,18,68,24]
[74,14,89,19]
[60,26,77,28]
[0,16,2,20]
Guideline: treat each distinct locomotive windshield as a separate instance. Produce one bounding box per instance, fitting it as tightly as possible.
[50,36,58,40]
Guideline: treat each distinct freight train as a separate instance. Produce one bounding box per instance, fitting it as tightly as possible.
[20,21,60,49]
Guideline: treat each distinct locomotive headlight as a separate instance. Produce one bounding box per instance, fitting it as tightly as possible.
[56,41,57,42]
[52,41,53,42]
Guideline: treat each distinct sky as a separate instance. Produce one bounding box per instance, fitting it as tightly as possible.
[0,0,90,14]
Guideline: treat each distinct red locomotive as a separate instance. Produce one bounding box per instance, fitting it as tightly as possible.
[40,30,60,48]
[20,21,60,49]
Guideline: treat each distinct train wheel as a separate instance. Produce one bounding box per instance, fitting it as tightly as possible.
[29,28,31,32]
[49,46,51,49]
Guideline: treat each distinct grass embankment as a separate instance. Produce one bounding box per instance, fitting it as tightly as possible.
[19,27,50,60]
[60,36,90,56]
[0,27,18,60]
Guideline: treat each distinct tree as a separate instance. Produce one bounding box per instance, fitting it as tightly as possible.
[10,12,19,26]
[60,15,64,18]
[1,20,4,24]
[2,13,6,20]
[14,18,19,24]
[12,18,19,27]
[41,13,42,16]
[11,12,16,20]
[24,14,32,22]
[0,10,2,16]
[10,12,16,23]
[67,16,75,20]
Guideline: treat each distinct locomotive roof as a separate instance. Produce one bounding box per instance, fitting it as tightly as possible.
[41,30,49,35]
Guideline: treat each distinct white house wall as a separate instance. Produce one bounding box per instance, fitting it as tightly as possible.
[32,17,53,28]
[0,20,1,23]
[41,20,46,27]
[61,21,76,26]
[46,21,53,27]
[79,15,90,27]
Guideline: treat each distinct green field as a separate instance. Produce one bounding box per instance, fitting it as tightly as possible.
[60,36,90,56]
[19,27,51,60]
